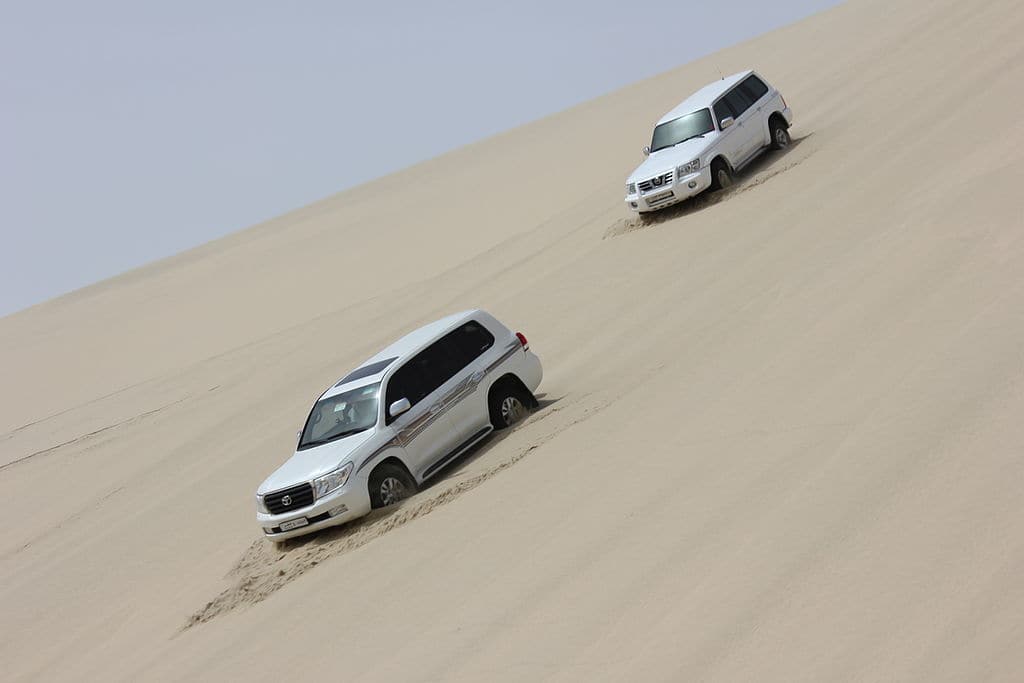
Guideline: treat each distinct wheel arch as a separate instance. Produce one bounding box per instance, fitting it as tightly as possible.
[487,373,538,408]
[768,110,790,129]
[765,111,789,141]
[367,455,415,485]
[710,154,734,174]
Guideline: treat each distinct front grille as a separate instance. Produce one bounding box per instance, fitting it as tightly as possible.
[264,483,314,514]
[638,171,673,194]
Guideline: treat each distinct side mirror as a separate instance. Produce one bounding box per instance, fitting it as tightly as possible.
[389,398,411,418]
[642,145,651,156]
[720,116,735,130]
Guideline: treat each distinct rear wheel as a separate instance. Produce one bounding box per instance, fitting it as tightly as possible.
[368,463,416,509]
[709,159,733,191]
[770,117,791,150]
[489,383,532,429]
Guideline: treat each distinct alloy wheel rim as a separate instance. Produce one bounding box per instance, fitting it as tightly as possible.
[501,396,525,424]
[775,128,789,147]
[380,477,407,506]
[718,169,732,188]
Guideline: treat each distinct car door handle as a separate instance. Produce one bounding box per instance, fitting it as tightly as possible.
[429,402,443,415]
[470,369,485,385]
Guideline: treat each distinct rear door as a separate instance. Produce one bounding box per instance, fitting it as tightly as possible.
[439,320,497,443]
[738,74,771,150]
[723,86,761,162]
[384,347,460,478]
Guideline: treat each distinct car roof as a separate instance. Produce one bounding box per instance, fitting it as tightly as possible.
[656,70,753,125]
[319,309,483,399]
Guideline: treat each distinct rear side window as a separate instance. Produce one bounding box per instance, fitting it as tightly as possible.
[724,87,754,117]
[446,321,495,369]
[413,343,462,397]
[384,321,496,422]
[739,75,769,103]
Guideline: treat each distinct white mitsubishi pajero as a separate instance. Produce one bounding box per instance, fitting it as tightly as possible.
[255,310,542,542]
[625,70,792,213]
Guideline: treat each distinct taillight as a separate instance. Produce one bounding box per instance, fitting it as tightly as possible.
[516,332,529,351]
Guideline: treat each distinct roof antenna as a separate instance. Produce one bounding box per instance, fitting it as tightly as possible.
[717,65,724,80]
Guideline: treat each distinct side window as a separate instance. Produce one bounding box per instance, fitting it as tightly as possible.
[739,75,769,103]
[725,87,754,118]
[713,98,735,127]
[447,321,495,370]
[384,323,496,422]
[410,342,461,399]
[385,361,428,417]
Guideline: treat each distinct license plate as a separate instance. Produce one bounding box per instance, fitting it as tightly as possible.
[649,190,674,203]
[279,517,308,532]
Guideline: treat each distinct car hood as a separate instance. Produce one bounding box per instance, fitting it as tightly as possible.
[628,137,710,183]
[258,429,375,494]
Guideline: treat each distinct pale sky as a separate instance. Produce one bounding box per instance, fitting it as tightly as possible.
[0,0,841,317]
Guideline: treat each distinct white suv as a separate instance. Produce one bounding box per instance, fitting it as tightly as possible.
[625,70,792,213]
[255,310,543,542]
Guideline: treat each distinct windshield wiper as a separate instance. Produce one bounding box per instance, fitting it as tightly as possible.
[301,428,365,448]
[672,134,705,147]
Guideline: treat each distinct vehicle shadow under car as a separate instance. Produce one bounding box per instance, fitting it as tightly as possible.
[272,394,562,551]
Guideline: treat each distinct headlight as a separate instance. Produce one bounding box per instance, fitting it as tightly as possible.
[313,462,354,499]
[255,494,268,513]
[626,182,637,195]
[676,159,700,176]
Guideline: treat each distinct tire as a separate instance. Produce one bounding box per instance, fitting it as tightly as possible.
[769,117,791,150]
[489,383,531,430]
[368,463,416,509]
[709,158,733,191]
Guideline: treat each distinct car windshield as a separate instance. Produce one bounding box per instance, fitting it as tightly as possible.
[298,383,380,449]
[650,109,715,153]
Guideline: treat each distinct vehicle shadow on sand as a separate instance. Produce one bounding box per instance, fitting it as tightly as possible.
[605,133,815,238]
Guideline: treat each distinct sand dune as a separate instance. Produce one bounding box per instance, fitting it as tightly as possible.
[3,0,1024,679]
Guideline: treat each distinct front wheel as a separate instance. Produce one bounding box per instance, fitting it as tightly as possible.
[368,464,416,509]
[709,159,733,191]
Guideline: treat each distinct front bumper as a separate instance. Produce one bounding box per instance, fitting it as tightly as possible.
[625,166,713,213]
[256,482,372,542]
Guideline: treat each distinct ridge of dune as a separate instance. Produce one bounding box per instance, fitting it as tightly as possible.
[3,0,1024,680]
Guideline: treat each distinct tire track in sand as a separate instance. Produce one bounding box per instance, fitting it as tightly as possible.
[184,393,613,630]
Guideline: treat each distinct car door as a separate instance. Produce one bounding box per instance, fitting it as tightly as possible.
[439,320,497,443]
[384,346,460,479]
[723,87,761,163]
[738,75,771,151]
[713,97,746,169]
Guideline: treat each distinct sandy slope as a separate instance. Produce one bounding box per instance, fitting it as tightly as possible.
[3,0,1024,679]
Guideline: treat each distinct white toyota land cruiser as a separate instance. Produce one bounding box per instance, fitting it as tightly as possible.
[625,70,792,213]
[255,310,542,542]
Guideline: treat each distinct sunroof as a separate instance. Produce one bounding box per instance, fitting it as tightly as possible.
[334,357,398,387]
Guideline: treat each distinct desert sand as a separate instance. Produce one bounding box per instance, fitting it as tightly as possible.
[3,0,1024,679]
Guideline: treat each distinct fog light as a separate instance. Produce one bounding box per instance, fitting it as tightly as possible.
[629,201,638,208]
[263,527,275,534]
[688,181,698,189]
[328,504,348,517]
